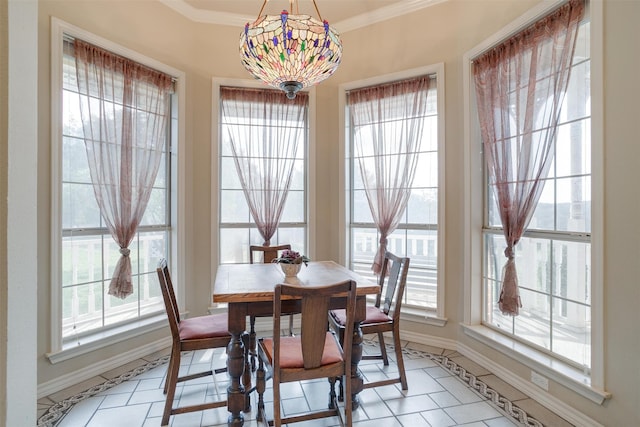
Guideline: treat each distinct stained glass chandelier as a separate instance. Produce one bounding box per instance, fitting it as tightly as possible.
[239,0,342,99]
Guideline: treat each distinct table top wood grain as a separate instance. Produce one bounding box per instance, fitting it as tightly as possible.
[213,260,379,303]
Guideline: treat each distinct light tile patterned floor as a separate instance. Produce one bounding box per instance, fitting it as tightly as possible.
[37,340,573,427]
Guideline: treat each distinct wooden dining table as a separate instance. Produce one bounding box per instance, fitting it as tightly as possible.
[213,260,380,426]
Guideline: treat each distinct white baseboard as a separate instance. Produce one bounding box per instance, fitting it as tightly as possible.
[37,337,171,399]
[456,342,603,427]
[400,330,457,351]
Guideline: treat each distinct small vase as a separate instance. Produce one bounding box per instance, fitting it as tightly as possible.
[280,263,302,277]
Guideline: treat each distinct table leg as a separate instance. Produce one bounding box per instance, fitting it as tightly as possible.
[242,333,251,412]
[226,306,246,426]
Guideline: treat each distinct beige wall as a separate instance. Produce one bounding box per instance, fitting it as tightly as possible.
[1,0,8,419]
[595,1,640,423]
[34,0,640,425]
[8,0,39,423]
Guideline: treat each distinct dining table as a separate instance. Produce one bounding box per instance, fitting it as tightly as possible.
[213,260,380,427]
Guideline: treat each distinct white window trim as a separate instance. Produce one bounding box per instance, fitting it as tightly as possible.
[338,64,447,321]
[462,0,608,403]
[209,77,317,296]
[49,18,186,360]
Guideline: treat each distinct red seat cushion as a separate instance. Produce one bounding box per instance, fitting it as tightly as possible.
[179,313,229,340]
[262,333,343,369]
[330,306,391,326]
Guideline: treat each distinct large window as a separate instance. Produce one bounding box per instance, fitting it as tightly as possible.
[459,1,602,396]
[53,22,180,351]
[218,87,309,263]
[345,69,444,316]
[481,7,591,371]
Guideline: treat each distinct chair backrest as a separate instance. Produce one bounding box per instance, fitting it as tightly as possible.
[273,280,357,370]
[156,258,181,341]
[375,252,410,320]
[249,244,292,264]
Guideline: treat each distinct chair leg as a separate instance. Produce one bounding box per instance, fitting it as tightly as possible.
[288,314,295,336]
[344,368,353,427]
[328,377,337,409]
[336,326,345,402]
[163,349,176,394]
[273,378,281,427]
[162,345,180,426]
[393,327,408,390]
[378,332,389,365]
[250,316,257,371]
[256,355,266,422]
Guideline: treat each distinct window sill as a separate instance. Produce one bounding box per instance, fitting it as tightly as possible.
[401,306,448,327]
[209,303,227,313]
[47,314,168,364]
[462,323,611,405]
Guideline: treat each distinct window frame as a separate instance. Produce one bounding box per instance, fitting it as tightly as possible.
[339,64,447,323]
[49,18,186,362]
[210,78,317,276]
[462,0,607,403]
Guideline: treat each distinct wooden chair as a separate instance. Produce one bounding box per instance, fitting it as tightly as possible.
[329,252,410,397]
[249,244,292,264]
[156,258,231,426]
[256,280,357,427]
[248,244,295,370]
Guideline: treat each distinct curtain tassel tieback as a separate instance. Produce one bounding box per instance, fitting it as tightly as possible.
[504,245,514,260]
[499,246,522,316]
[372,236,389,275]
[120,247,131,257]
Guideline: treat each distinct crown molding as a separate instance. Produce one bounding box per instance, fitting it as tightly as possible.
[336,0,448,33]
[158,0,249,26]
[157,0,447,33]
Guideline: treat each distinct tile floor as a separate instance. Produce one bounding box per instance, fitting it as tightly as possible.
[37,340,574,427]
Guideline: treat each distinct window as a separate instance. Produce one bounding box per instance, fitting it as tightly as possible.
[463,1,606,400]
[344,67,445,317]
[51,20,182,355]
[480,4,591,371]
[218,86,309,263]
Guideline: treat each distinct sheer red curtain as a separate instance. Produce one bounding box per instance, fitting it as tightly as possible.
[74,39,173,298]
[220,87,308,246]
[473,0,585,315]
[347,76,432,274]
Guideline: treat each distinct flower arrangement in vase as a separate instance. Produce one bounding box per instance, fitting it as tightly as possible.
[272,249,310,277]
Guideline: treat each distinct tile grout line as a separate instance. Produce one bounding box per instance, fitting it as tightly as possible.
[406,349,545,426]
[37,354,171,427]
[39,341,550,427]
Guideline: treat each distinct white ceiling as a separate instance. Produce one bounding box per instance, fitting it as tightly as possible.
[158,0,447,32]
